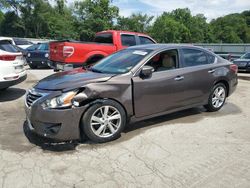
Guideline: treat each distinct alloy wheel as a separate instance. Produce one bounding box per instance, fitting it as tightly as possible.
[90,105,122,138]
[212,86,226,108]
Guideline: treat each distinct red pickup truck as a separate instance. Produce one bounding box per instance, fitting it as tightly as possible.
[49,30,156,71]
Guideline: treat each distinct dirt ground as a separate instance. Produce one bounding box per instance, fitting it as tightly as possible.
[0,69,250,188]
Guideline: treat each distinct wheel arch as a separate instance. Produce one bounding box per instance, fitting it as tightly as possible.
[84,51,108,64]
[78,97,129,140]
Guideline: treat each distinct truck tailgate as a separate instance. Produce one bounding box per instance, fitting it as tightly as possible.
[49,42,65,62]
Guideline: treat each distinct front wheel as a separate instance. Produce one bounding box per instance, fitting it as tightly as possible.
[204,83,227,112]
[81,100,126,143]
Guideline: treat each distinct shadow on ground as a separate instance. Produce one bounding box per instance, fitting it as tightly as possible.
[22,102,241,152]
[0,88,26,102]
[238,74,250,81]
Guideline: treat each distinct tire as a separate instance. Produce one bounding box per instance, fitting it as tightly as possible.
[81,99,126,143]
[0,87,8,91]
[86,56,104,66]
[29,64,37,69]
[204,83,227,112]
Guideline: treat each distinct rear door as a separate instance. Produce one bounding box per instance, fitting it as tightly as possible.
[178,47,218,105]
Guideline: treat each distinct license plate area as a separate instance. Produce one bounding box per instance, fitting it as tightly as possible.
[15,65,24,73]
[56,64,64,70]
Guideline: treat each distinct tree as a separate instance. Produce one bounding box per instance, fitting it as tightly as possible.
[210,13,249,43]
[1,11,24,37]
[46,0,78,39]
[74,0,119,41]
[0,0,24,14]
[116,13,154,33]
[150,13,190,43]
[0,10,4,34]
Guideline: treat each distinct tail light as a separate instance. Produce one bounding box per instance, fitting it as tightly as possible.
[0,55,17,61]
[63,46,74,58]
[230,64,238,73]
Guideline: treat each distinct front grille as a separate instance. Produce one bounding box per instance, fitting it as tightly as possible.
[26,91,42,107]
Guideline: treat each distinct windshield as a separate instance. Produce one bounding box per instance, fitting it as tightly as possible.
[27,44,39,51]
[91,49,152,74]
[241,53,250,59]
[37,43,49,51]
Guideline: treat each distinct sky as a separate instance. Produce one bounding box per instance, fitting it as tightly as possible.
[103,0,249,21]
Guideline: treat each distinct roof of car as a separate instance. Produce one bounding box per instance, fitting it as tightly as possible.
[0,37,14,42]
[97,30,152,37]
[128,44,206,51]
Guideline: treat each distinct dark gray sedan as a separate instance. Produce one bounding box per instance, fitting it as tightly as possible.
[25,44,238,143]
[233,52,250,72]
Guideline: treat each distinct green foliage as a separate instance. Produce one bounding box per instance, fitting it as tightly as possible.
[116,13,154,33]
[150,8,215,43]
[0,10,4,34]
[0,1,249,43]
[1,11,25,37]
[74,0,119,41]
[150,13,190,43]
[210,13,249,43]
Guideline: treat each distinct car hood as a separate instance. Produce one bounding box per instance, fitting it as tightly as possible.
[34,68,114,91]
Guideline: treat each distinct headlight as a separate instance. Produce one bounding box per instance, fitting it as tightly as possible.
[42,91,77,109]
[27,53,31,57]
[45,53,49,58]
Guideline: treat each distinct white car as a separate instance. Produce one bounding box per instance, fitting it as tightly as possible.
[0,38,27,90]
[0,37,33,49]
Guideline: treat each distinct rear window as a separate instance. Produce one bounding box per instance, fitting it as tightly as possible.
[13,38,33,45]
[94,33,113,44]
[0,40,19,53]
[139,36,155,44]
[182,49,209,67]
[121,34,136,46]
[37,43,49,51]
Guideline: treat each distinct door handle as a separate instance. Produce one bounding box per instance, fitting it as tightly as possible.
[174,76,184,81]
[208,69,215,74]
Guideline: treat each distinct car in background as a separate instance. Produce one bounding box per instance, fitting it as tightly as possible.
[26,43,50,69]
[25,44,237,143]
[13,38,33,49]
[0,37,33,49]
[0,38,27,90]
[17,43,40,57]
[49,30,156,71]
[233,52,250,72]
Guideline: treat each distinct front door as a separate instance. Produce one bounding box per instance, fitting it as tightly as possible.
[132,49,190,118]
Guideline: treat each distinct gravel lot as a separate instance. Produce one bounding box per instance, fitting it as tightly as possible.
[0,68,250,188]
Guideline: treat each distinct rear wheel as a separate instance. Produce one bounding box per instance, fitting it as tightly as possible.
[204,83,227,112]
[81,100,126,143]
[0,87,8,91]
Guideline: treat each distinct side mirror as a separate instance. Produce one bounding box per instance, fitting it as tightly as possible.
[140,66,154,78]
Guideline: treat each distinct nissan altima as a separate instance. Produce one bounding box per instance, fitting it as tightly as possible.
[25,44,238,143]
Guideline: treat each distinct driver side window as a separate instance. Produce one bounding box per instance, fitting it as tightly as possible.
[146,49,179,72]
